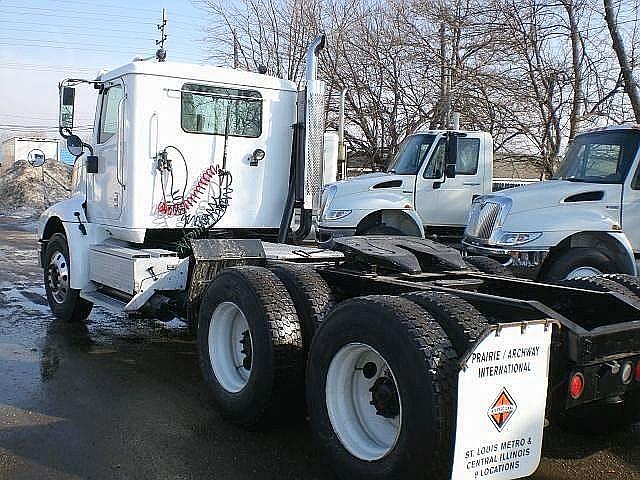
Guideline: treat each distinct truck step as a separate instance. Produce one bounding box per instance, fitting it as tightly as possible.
[89,241,181,295]
[80,289,128,313]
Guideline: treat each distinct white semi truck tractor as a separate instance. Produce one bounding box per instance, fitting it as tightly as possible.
[463,126,640,281]
[38,38,640,480]
[316,130,531,247]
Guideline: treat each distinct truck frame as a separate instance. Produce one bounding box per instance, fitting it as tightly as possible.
[37,36,640,480]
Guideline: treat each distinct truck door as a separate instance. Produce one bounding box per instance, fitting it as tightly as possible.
[415,135,484,227]
[87,82,125,222]
[624,167,640,253]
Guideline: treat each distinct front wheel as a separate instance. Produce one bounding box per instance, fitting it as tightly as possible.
[541,247,616,282]
[307,295,458,480]
[43,233,92,322]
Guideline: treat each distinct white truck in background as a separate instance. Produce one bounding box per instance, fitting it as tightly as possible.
[463,125,640,281]
[316,130,534,246]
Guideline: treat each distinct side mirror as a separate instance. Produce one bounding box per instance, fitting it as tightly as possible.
[445,133,458,179]
[27,148,46,167]
[60,86,76,130]
[67,135,84,157]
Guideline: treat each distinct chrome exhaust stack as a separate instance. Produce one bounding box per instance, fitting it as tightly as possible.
[277,34,326,243]
[338,88,347,179]
[303,34,326,212]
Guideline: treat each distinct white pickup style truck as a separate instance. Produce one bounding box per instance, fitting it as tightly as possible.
[463,125,640,281]
[317,130,532,246]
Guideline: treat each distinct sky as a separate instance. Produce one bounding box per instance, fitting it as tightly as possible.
[0,0,214,149]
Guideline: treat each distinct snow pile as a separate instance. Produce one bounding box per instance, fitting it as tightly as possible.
[0,160,72,218]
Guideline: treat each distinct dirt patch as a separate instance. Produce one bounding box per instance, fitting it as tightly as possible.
[0,159,71,218]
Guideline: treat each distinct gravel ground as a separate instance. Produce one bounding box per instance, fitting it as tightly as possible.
[0,216,638,480]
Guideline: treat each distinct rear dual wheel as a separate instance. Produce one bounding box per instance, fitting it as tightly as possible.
[307,295,474,480]
[197,266,305,428]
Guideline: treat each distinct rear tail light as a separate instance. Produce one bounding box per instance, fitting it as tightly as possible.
[636,361,640,382]
[569,372,585,400]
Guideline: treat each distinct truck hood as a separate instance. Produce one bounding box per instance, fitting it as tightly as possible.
[329,172,413,197]
[494,180,622,215]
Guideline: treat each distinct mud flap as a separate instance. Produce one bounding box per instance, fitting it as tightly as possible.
[451,321,556,480]
[186,239,266,325]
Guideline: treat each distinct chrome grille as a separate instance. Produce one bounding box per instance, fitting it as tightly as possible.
[466,201,502,240]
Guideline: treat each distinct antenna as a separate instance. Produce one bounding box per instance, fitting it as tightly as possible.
[156,8,167,62]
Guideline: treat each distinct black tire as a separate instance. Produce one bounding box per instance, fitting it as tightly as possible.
[268,262,336,350]
[558,275,635,298]
[601,273,640,299]
[464,255,512,276]
[43,233,93,322]
[402,291,489,355]
[541,247,617,282]
[197,266,305,428]
[307,295,458,480]
[361,224,405,235]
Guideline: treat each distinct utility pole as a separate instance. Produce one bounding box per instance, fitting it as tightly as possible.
[156,8,168,62]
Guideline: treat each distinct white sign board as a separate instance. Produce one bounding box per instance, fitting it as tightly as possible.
[451,322,553,480]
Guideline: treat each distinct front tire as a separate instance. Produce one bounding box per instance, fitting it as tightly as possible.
[43,233,92,322]
[197,266,305,428]
[541,247,617,282]
[307,296,458,480]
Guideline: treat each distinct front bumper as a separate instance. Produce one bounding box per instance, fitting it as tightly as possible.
[462,240,549,279]
[316,226,357,248]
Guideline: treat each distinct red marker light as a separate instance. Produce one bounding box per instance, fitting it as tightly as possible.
[569,373,585,400]
[635,361,640,382]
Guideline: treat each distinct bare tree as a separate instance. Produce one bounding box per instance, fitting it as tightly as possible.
[603,0,640,122]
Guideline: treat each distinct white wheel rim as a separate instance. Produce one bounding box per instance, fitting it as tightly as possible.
[47,250,70,304]
[325,342,402,461]
[565,266,602,279]
[208,301,253,393]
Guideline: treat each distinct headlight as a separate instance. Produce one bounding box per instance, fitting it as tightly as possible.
[324,209,352,221]
[320,185,338,221]
[498,232,542,246]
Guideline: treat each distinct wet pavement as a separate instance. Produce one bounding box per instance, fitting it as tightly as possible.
[0,216,638,479]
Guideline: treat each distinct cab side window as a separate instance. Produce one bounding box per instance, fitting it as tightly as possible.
[98,85,123,144]
[457,138,480,175]
[423,139,446,178]
[423,137,480,178]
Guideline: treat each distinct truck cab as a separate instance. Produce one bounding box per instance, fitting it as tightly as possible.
[38,36,330,316]
[463,125,640,281]
[316,130,493,245]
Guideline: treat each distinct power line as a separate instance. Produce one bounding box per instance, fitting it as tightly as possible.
[0,5,205,28]
[0,28,157,42]
[1,1,209,23]
[0,6,160,24]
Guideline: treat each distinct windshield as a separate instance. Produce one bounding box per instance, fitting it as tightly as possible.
[387,134,436,175]
[554,130,640,184]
